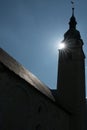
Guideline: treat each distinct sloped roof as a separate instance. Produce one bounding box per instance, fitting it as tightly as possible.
[0,48,55,101]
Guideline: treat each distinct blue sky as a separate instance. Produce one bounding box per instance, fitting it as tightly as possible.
[0,0,87,97]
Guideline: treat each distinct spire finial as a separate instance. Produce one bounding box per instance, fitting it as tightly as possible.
[69,1,77,29]
[71,1,74,16]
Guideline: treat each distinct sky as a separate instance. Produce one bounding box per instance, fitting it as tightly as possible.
[0,0,87,97]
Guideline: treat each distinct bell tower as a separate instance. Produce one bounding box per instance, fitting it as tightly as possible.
[56,3,86,130]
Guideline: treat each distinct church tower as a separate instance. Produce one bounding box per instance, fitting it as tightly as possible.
[56,5,86,130]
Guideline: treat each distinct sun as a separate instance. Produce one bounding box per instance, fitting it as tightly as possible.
[58,42,66,50]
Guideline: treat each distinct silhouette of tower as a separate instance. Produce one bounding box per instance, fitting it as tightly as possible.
[56,6,86,130]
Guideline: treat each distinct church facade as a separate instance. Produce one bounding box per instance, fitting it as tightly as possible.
[0,8,86,130]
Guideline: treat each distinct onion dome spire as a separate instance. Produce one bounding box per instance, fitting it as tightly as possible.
[69,1,77,29]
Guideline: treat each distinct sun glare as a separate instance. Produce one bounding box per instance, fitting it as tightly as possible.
[58,42,66,50]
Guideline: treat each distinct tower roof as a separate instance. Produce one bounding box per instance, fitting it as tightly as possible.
[61,3,84,49]
[63,4,82,41]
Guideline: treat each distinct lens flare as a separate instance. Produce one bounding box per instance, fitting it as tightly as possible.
[58,43,66,50]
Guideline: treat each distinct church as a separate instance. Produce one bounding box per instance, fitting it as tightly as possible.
[0,6,86,130]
